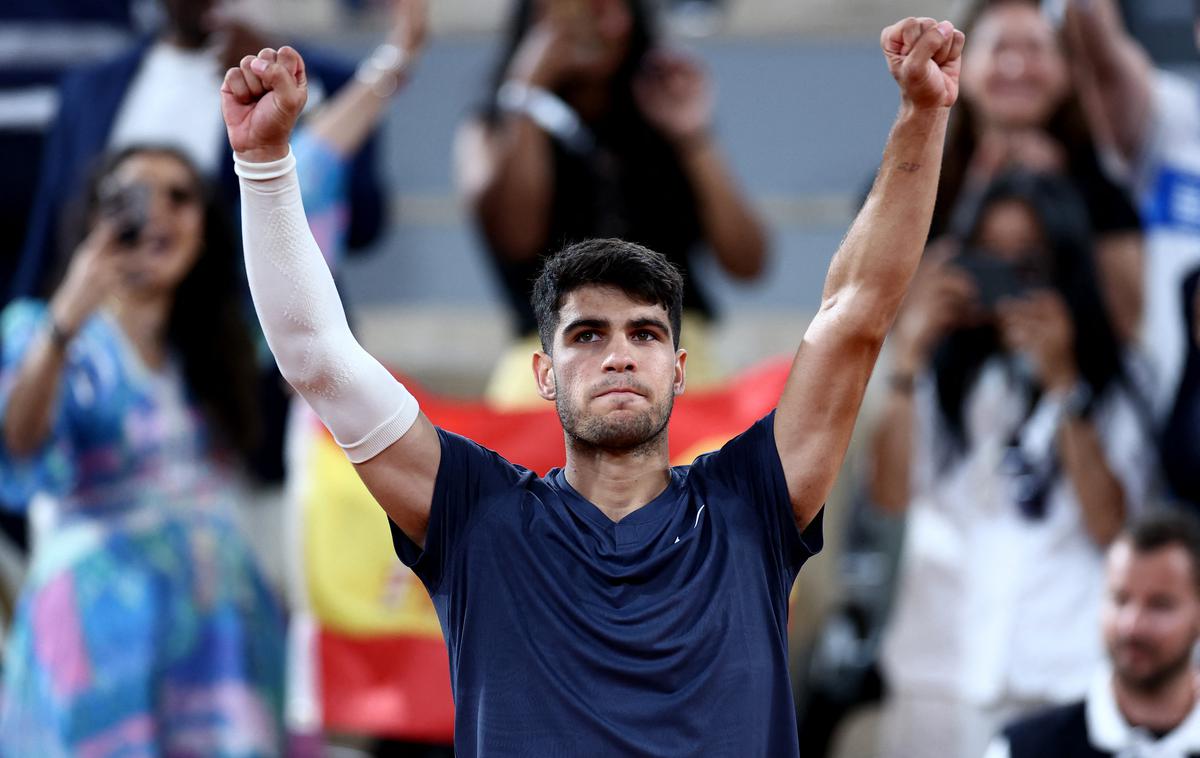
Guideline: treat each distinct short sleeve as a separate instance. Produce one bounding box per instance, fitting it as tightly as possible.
[1135,72,1200,196]
[690,412,823,575]
[389,428,528,593]
[0,301,75,507]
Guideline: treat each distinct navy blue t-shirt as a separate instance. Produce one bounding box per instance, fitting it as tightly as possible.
[391,412,822,757]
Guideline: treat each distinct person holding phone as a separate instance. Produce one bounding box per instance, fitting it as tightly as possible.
[0,146,285,754]
[455,0,768,408]
[868,171,1153,758]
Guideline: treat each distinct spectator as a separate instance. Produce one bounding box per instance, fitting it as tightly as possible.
[0,0,149,293]
[935,0,1143,344]
[455,0,767,408]
[0,146,285,754]
[868,172,1153,758]
[987,510,1200,757]
[1063,0,1200,443]
[9,0,386,304]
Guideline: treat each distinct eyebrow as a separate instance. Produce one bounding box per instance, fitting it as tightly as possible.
[560,317,671,336]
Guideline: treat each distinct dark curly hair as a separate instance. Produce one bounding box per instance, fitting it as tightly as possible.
[532,237,684,352]
[49,145,260,458]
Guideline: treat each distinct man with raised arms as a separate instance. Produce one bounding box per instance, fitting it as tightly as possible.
[220,16,965,757]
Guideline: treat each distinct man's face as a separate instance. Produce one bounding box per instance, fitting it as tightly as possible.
[1103,539,1200,693]
[535,285,685,452]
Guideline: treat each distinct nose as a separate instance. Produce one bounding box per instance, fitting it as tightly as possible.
[601,334,636,373]
[996,49,1027,80]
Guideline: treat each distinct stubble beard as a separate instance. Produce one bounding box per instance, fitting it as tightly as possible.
[558,391,674,457]
[1112,640,1195,695]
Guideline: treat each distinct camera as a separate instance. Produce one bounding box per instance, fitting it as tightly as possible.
[97,180,151,247]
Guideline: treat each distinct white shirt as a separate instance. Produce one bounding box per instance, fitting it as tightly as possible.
[881,359,1152,705]
[985,668,1200,758]
[108,41,225,175]
[1134,72,1200,419]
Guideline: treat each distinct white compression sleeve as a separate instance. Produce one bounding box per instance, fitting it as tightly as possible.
[236,148,418,463]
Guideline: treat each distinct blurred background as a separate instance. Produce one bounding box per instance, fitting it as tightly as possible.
[1,0,1199,756]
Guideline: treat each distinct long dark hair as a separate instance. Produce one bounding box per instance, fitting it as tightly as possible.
[50,145,260,458]
[482,0,658,123]
[931,171,1124,452]
[934,0,1094,238]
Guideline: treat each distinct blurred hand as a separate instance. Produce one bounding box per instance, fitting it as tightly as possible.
[506,14,591,90]
[881,17,966,110]
[207,2,276,72]
[997,290,1079,390]
[386,0,429,56]
[633,50,714,147]
[50,221,130,335]
[221,46,308,163]
[973,128,1068,184]
[892,242,979,373]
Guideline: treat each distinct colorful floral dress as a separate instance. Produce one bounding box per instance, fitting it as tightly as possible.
[0,301,286,757]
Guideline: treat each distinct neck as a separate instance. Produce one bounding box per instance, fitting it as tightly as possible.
[1113,668,1199,734]
[162,28,208,51]
[563,432,671,522]
[108,290,174,369]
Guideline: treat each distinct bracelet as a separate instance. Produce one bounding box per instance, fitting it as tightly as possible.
[48,317,75,351]
[888,373,916,395]
[355,43,409,100]
[496,80,594,154]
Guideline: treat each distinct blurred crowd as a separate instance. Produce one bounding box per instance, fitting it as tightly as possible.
[0,0,1199,756]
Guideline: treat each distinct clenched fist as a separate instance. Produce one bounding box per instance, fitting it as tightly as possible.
[881,17,965,110]
[221,46,307,163]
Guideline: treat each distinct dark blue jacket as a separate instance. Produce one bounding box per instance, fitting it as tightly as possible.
[10,38,385,300]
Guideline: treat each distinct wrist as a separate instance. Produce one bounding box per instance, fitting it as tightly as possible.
[235,145,290,164]
[355,42,411,99]
[672,129,714,157]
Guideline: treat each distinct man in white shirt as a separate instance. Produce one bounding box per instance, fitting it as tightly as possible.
[986,510,1200,758]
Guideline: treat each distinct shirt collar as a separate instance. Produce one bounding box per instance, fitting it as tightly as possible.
[1087,667,1200,753]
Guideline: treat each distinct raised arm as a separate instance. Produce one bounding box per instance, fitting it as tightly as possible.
[1062,0,1156,168]
[222,47,441,547]
[775,18,965,529]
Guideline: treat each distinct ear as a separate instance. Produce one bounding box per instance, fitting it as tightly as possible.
[673,348,687,397]
[533,350,557,401]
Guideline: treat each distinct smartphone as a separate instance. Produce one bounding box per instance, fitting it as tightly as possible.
[953,253,1029,310]
[98,180,151,247]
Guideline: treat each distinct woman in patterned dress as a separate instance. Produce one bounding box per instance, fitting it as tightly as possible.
[0,145,285,756]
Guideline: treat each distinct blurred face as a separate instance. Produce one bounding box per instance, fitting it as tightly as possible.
[102,152,205,296]
[536,285,685,452]
[1103,540,1200,693]
[162,0,217,45]
[537,0,634,82]
[974,198,1054,285]
[960,3,1069,130]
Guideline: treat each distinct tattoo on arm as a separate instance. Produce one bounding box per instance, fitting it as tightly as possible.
[897,162,921,173]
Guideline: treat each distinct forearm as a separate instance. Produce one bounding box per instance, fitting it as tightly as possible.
[822,106,949,338]
[1066,0,1154,163]
[306,81,391,159]
[677,136,767,279]
[474,116,555,262]
[2,332,65,455]
[237,150,417,462]
[869,390,916,512]
[1059,416,1126,546]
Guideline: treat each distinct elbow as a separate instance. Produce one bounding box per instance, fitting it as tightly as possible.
[715,227,770,282]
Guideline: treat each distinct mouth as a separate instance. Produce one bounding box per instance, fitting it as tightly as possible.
[594,387,645,401]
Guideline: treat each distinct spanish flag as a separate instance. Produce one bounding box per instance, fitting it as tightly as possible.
[294,358,792,741]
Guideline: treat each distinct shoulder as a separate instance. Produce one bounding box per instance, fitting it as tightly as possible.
[435,426,531,487]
